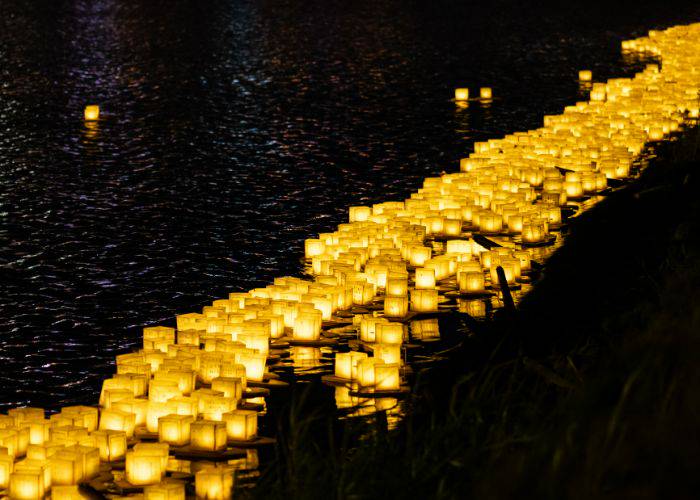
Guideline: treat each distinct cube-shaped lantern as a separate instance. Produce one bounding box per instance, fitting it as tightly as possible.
[190,421,227,451]
[222,410,257,442]
[90,430,127,462]
[195,467,234,500]
[334,351,368,380]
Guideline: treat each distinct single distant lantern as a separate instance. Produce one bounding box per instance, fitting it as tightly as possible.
[578,69,593,81]
[454,88,469,101]
[480,87,493,99]
[84,105,100,121]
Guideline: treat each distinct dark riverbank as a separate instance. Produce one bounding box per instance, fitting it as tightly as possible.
[248,126,700,499]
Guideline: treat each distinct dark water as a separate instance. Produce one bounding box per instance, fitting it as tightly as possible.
[1,0,699,410]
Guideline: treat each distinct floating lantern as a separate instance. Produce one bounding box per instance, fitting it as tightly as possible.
[195,466,235,500]
[411,289,438,312]
[21,420,50,446]
[126,451,163,486]
[211,377,243,400]
[49,453,83,485]
[375,322,404,344]
[578,70,593,81]
[292,309,322,341]
[144,481,186,500]
[334,351,368,379]
[357,358,384,387]
[158,414,194,446]
[480,87,493,99]
[190,421,227,451]
[238,352,266,382]
[113,397,149,427]
[522,221,548,244]
[90,430,127,461]
[99,409,136,437]
[222,410,258,441]
[9,469,44,500]
[479,213,503,233]
[375,363,401,391]
[384,295,408,318]
[386,277,408,297]
[373,344,402,365]
[61,406,99,432]
[8,408,44,426]
[459,271,485,294]
[414,268,436,289]
[0,454,12,488]
[149,380,182,403]
[84,105,100,121]
[410,318,440,340]
[459,299,487,317]
[349,206,371,222]
[454,88,469,101]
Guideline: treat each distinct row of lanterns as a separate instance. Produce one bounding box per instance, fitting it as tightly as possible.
[4,23,699,499]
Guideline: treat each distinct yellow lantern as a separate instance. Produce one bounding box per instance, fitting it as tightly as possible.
[373,344,402,365]
[158,414,193,446]
[410,318,440,340]
[112,397,149,427]
[386,277,408,296]
[83,105,100,121]
[51,485,85,500]
[222,410,258,441]
[20,420,50,446]
[375,322,404,344]
[238,352,266,382]
[357,358,384,387]
[144,481,186,500]
[49,453,83,485]
[190,420,228,451]
[61,406,99,432]
[414,268,436,289]
[211,377,243,399]
[292,309,322,341]
[90,429,127,461]
[8,408,44,426]
[479,87,493,99]
[99,409,136,437]
[384,295,408,318]
[9,469,44,500]
[454,88,469,101]
[149,380,182,403]
[195,466,235,500]
[522,222,547,244]
[126,450,163,486]
[334,351,368,379]
[349,206,371,222]
[411,289,438,312]
[578,69,593,81]
[0,453,12,488]
[458,271,485,294]
[375,363,401,391]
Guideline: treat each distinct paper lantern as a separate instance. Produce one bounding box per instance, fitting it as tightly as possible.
[410,318,440,340]
[459,271,485,294]
[359,317,388,343]
[144,481,186,500]
[21,420,50,446]
[292,310,322,341]
[522,222,547,244]
[91,430,127,461]
[384,295,408,318]
[480,87,493,99]
[222,410,258,441]
[459,299,487,317]
[454,88,469,101]
[304,239,326,258]
[414,268,436,289]
[578,69,593,81]
[51,485,84,500]
[375,322,404,344]
[238,352,266,382]
[351,281,375,305]
[349,206,371,222]
[190,421,227,451]
[126,451,163,486]
[195,466,235,500]
[373,344,402,365]
[64,444,100,480]
[357,358,384,387]
[375,363,401,391]
[112,397,149,427]
[134,443,169,471]
[0,429,19,457]
[211,377,243,400]
[49,426,89,446]
[8,408,44,426]
[199,396,237,422]
[386,277,408,297]
[9,469,44,500]
[149,380,182,403]
[49,453,83,485]
[479,213,503,234]
[61,406,99,432]
[0,454,12,488]
[411,289,438,312]
[99,409,136,437]
[408,246,432,266]
[158,414,193,446]
[334,351,368,380]
[84,105,100,121]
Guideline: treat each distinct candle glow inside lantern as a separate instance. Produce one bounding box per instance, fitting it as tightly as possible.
[384,295,408,318]
[479,87,493,99]
[238,352,266,382]
[522,221,547,243]
[190,421,228,451]
[61,406,99,432]
[386,277,408,297]
[84,105,100,121]
[411,289,439,312]
[144,481,186,500]
[375,322,404,344]
[459,271,485,294]
[99,409,136,437]
[222,410,258,441]
[211,377,243,400]
[414,268,436,289]
[91,430,127,462]
[373,344,402,365]
[357,358,384,387]
[195,467,235,500]
[454,88,469,101]
[375,363,401,391]
[158,414,194,446]
[49,453,83,485]
[9,469,44,500]
[292,309,322,341]
[578,69,593,81]
[334,351,368,380]
[126,451,163,486]
[0,454,12,488]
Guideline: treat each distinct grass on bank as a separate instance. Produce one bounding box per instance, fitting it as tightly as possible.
[247,127,700,500]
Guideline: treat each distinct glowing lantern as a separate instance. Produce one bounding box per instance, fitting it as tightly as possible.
[144,481,186,500]
[334,351,368,379]
[292,310,322,341]
[158,414,193,446]
[211,377,243,400]
[200,396,237,422]
[149,380,182,403]
[21,420,50,446]
[90,430,127,461]
[375,322,404,344]
[384,295,408,318]
[9,469,44,500]
[222,410,258,441]
[357,358,384,387]
[350,280,375,305]
[147,402,178,433]
[126,451,163,486]
[454,88,469,101]
[578,70,593,81]
[563,180,584,198]
[61,406,99,432]
[386,277,408,296]
[411,318,440,340]
[84,105,100,121]
[408,246,432,266]
[238,352,266,382]
[479,213,503,234]
[49,453,83,485]
[0,454,12,488]
[375,363,401,391]
[446,240,471,254]
[414,268,436,289]
[8,408,44,426]
[373,344,402,365]
[99,409,136,437]
[190,421,227,451]
[134,443,169,472]
[112,397,149,427]
[349,206,371,222]
[195,466,235,500]
[411,289,438,312]
[522,222,547,244]
[480,87,493,99]
[64,444,100,480]
[459,271,485,294]
[51,485,85,500]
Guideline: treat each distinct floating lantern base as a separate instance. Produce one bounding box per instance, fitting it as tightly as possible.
[349,386,411,398]
[170,445,246,461]
[514,234,558,247]
[227,436,276,448]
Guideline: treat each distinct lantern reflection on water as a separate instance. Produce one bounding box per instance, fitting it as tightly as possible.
[411,289,438,312]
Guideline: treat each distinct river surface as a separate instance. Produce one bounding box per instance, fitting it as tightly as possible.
[1,0,699,411]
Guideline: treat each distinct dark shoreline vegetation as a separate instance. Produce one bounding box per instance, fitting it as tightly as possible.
[248,125,700,500]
